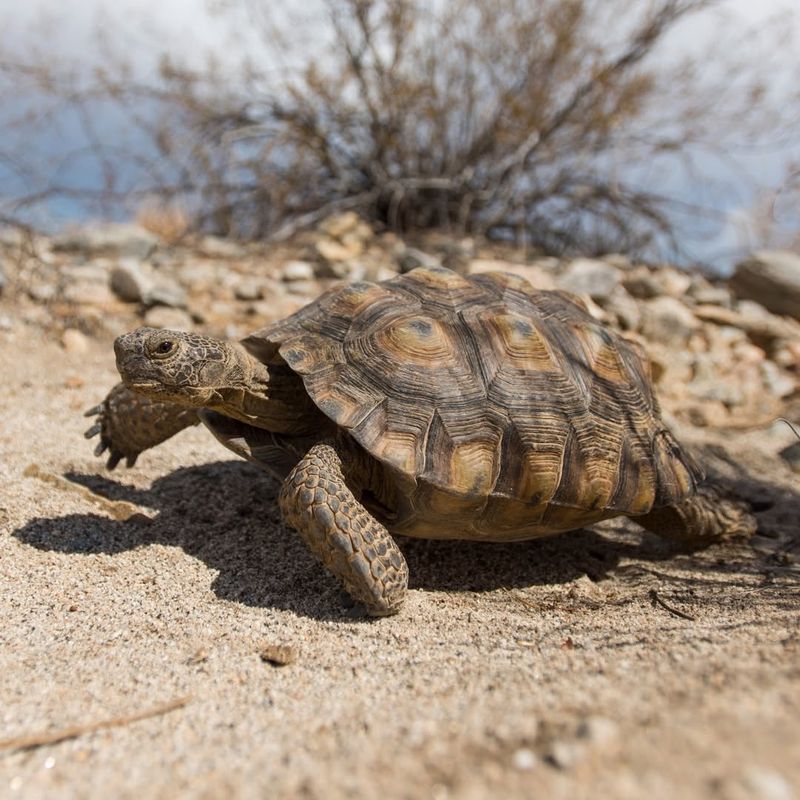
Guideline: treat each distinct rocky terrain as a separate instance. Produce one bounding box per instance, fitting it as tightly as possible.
[1,216,798,799]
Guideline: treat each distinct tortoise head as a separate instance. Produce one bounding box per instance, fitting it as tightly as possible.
[114,327,236,406]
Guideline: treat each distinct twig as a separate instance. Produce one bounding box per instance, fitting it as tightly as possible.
[778,418,800,441]
[648,589,696,621]
[0,696,191,754]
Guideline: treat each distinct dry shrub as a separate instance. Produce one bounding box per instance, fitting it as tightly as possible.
[135,201,190,245]
[1,0,798,262]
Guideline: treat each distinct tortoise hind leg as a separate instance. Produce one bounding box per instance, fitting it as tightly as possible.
[279,443,408,616]
[85,383,200,469]
[635,485,757,545]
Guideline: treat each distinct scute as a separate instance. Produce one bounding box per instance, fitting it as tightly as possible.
[243,267,702,534]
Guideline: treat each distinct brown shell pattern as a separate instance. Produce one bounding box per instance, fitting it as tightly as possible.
[243,267,702,539]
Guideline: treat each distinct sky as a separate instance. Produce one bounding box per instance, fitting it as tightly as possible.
[2,0,799,270]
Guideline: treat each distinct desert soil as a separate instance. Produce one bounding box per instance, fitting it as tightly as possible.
[1,325,799,800]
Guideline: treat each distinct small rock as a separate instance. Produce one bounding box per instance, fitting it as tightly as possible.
[281,261,315,282]
[730,250,800,320]
[622,267,662,299]
[760,360,796,398]
[0,261,5,295]
[143,306,194,330]
[0,315,11,330]
[690,285,733,307]
[110,259,155,303]
[195,235,247,259]
[178,261,225,291]
[234,280,263,301]
[557,258,621,301]
[741,766,794,800]
[63,281,116,306]
[547,741,585,770]
[602,287,641,331]
[285,280,319,297]
[61,328,90,354]
[576,716,619,749]
[259,643,296,666]
[145,281,188,309]
[315,236,364,263]
[398,247,441,273]
[317,211,363,240]
[28,282,57,303]
[601,253,633,270]
[511,748,537,771]
[52,223,159,259]
[639,296,699,345]
[655,268,692,298]
[468,259,557,290]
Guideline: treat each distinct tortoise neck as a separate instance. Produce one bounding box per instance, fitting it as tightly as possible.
[213,345,325,435]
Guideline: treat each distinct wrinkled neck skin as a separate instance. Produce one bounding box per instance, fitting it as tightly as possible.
[209,344,325,435]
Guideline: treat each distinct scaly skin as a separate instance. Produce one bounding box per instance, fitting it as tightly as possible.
[637,484,757,543]
[279,443,409,616]
[85,383,200,469]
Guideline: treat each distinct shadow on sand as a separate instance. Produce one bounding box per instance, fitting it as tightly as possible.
[13,443,800,620]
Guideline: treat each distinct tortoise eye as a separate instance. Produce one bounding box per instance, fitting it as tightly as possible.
[152,339,176,358]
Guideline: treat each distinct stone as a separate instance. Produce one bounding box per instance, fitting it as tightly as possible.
[178,261,225,291]
[622,267,662,299]
[145,281,188,309]
[143,306,194,330]
[28,282,57,303]
[52,223,159,259]
[62,281,116,306]
[468,259,557,291]
[233,280,263,301]
[317,211,362,240]
[689,285,733,307]
[511,748,537,771]
[639,297,699,345]
[315,236,364,263]
[61,328,90,354]
[110,259,155,303]
[601,253,633,270]
[694,304,799,352]
[398,247,441,273]
[730,250,800,320]
[602,287,641,331]
[281,261,315,282]
[195,235,247,259]
[760,360,796,398]
[656,268,692,298]
[0,261,5,295]
[557,258,621,301]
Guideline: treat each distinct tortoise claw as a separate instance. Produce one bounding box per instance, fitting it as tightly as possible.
[107,452,122,470]
[84,404,104,417]
[125,454,138,468]
[94,441,109,457]
[84,423,102,439]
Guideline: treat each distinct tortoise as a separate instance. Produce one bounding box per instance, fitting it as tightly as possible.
[85,266,756,615]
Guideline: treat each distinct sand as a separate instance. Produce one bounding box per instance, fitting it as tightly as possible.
[1,323,798,799]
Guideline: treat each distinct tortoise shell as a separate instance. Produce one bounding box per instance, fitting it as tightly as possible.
[242,267,702,540]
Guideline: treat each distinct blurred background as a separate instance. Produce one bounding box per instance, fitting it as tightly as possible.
[1,0,799,271]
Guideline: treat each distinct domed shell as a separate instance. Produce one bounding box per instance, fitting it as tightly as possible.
[242,267,702,540]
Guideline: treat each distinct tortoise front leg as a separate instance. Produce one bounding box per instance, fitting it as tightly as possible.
[279,443,408,616]
[85,383,200,469]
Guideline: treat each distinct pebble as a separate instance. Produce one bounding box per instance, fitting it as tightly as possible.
[281,261,315,282]
[511,748,537,771]
[557,258,621,301]
[640,296,699,345]
[234,280,263,301]
[61,328,90,354]
[0,261,5,295]
[110,259,154,302]
[143,306,194,330]
[63,281,116,306]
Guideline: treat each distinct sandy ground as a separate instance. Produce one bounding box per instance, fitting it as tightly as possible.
[1,321,799,800]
